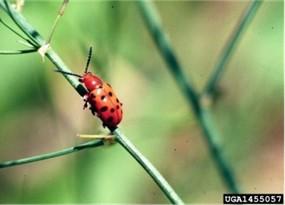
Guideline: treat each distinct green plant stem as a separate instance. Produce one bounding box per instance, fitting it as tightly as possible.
[137,0,239,193]
[0,1,184,203]
[114,129,184,205]
[0,48,37,54]
[1,0,88,95]
[203,0,262,96]
[0,17,36,46]
[0,140,104,169]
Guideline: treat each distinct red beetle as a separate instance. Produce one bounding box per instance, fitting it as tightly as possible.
[57,47,123,131]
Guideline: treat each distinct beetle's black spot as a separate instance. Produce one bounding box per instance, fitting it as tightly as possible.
[100,106,108,112]
[98,85,103,89]
[107,116,113,123]
[120,103,123,106]
[101,95,106,100]
[116,98,119,103]
[110,108,115,113]
[108,92,113,97]
[116,105,120,109]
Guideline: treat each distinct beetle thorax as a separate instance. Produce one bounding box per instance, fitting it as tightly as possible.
[81,72,103,91]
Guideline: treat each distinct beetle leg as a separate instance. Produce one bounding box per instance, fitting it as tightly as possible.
[89,107,96,115]
[83,94,89,110]
[83,102,88,110]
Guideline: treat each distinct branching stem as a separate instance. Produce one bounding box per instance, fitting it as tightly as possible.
[0,1,184,203]
[0,140,104,169]
[0,17,35,46]
[202,0,262,97]
[0,48,36,54]
[137,0,239,193]
[114,129,184,204]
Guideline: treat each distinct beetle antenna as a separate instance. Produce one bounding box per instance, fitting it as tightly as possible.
[84,46,92,73]
[55,70,81,78]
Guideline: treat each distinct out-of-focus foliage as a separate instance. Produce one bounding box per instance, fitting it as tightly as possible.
[0,1,283,203]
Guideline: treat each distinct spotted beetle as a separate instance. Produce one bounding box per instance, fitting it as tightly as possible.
[57,47,123,131]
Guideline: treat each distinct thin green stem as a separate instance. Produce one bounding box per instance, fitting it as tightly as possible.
[203,0,262,96]
[46,0,69,44]
[0,140,104,169]
[0,17,36,46]
[137,0,200,115]
[114,129,184,205]
[2,0,38,45]
[0,48,37,54]
[137,0,239,193]
[0,1,183,203]
[0,0,85,94]
[197,108,238,192]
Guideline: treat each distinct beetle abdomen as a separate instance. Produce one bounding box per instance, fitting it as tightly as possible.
[88,82,123,129]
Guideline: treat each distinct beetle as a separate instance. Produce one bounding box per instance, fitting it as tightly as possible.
[56,47,123,131]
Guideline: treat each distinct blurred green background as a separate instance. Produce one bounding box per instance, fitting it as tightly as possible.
[0,0,283,203]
